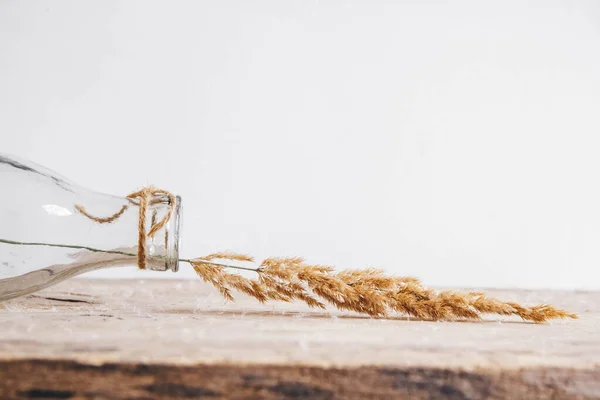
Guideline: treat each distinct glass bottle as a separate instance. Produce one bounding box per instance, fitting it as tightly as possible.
[0,153,182,301]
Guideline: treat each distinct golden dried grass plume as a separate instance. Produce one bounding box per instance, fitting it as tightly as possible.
[190,253,577,323]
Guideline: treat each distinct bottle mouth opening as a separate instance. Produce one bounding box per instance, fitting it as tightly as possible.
[165,195,182,272]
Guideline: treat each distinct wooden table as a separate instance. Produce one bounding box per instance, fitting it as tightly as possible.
[1,279,598,399]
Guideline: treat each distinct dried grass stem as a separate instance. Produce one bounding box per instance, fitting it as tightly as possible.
[189,253,577,323]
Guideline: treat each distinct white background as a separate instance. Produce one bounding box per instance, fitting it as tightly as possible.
[1,1,600,289]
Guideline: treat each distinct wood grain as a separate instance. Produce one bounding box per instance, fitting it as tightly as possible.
[1,279,599,399]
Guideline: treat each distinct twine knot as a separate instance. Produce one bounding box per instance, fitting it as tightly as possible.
[75,186,177,270]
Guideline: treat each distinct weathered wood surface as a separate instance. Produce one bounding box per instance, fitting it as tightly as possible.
[0,278,599,399]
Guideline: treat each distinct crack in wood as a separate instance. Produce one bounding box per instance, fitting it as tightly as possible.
[32,296,94,304]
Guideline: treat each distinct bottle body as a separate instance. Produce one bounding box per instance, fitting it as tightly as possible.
[0,154,181,301]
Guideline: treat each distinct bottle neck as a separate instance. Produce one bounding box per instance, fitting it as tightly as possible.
[0,186,182,276]
[73,191,183,272]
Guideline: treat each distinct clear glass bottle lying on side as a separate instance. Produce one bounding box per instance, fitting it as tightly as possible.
[0,153,182,301]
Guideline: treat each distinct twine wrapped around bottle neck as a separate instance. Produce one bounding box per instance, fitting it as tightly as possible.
[75,186,176,270]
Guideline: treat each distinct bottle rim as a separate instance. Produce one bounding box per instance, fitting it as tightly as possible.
[165,195,182,273]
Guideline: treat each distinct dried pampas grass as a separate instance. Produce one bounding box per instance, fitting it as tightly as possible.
[190,253,577,323]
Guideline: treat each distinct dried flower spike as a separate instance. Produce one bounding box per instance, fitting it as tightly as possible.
[189,252,577,323]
